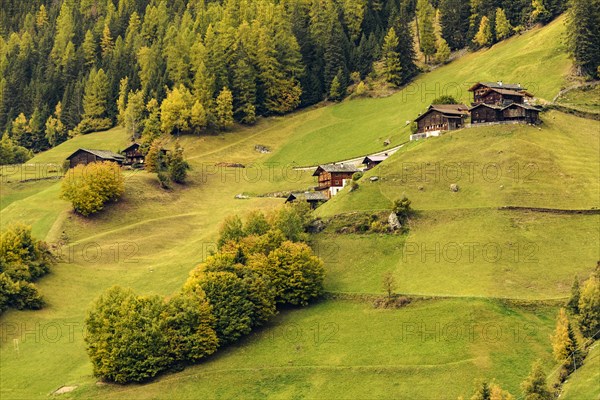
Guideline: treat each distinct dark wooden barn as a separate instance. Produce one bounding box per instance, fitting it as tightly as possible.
[469,81,532,106]
[285,192,329,209]
[362,154,388,170]
[414,104,469,136]
[470,102,541,124]
[468,81,540,124]
[122,143,145,165]
[66,149,126,169]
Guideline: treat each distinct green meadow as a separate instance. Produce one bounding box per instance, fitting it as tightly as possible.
[1,15,598,399]
[57,299,556,400]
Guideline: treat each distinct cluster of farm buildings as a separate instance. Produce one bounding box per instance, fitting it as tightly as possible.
[413,81,541,139]
[289,81,542,208]
[65,143,163,169]
[65,82,542,209]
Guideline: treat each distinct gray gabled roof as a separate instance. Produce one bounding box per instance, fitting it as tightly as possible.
[504,103,541,111]
[286,192,329,202]
[414,104,469,122]
[313,163,359,176]
[469,82,527,91]
[469,102,541,112]
[468,103,504,111]
[66,148,126,161]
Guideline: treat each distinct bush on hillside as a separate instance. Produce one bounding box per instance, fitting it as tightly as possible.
[251,241,325,306]
[0,133,32,165]
[0,273,44,312]
[218,215,245,248]
[0,223,53,281]
[0,224,53,313]
[194,258,277,327]
[272,202,311,242]
[168,143,190,184]
[393,196,413,223]
[84,207,326,383]
[85,286,172,383]
[431,95,458,104]
[61,161,124,216]
[161,291,219,364]
[185,271,257,345]
[352,171,363,181]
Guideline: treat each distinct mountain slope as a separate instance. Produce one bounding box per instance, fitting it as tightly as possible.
[267,16,571,166]
[0,16,597,400]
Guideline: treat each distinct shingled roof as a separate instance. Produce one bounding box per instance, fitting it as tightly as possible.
[122,143,141,153]
[468,81,527,92]
[313,163,359,176]
[286,192,329,202]
[469,102,541,112]
[414,104,469,122]
[468,103,504,111]
[66,148,126,161]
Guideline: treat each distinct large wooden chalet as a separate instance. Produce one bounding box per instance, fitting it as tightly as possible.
[313,163,358,198]
[66,149,126,169]
[468,81,541,124]
[413,104,469,138]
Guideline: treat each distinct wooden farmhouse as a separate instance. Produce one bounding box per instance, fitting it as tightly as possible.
[362,154,388,170]
[285,192,329,209]
[468,81,541,124]
[313,163,359,198]
[413,104,469,139]
[122,143,145,165]
[66,149,126,169]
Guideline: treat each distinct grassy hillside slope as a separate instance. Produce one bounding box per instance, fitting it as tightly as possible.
[0,16,597,400]
[266,16,570,166]
[317,111,599,215]
[314,109,599,299]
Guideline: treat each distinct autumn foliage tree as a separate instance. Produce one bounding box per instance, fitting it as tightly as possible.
[473,16,493,48]
[0,224,53,313]
[161,291,219,364]
[84,204,324,383]
[85,286,172,383]
[252,241,325,306]
[520,361,552,400]
[382,28,402,86]
[185,269,266,345]
[551,308,583,377]
[578,267,600,339]
[61,161,124,216]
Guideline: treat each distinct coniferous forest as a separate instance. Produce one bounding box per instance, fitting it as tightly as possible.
[0,0,596,162]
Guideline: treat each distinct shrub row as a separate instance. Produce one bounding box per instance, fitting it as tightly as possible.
[85,205,325,383]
